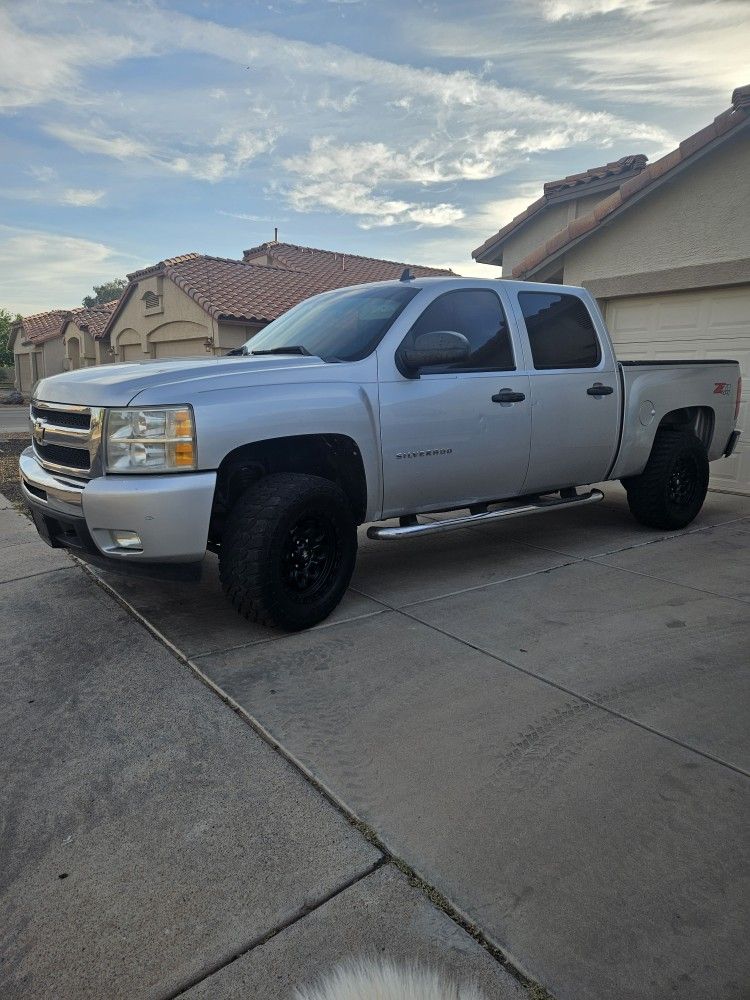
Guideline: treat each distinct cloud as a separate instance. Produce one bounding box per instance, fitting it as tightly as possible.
[0,184,106,208]
[60,187,105,207]
[0,226,138,314]
[0,8,141,110]
[45,123,279,182]
[412,0,747,107]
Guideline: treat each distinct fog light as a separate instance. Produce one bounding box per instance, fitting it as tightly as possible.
[111,530,143,551]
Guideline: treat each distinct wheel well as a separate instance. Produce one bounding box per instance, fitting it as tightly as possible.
[210,434,367,541]
[657,406,714,451]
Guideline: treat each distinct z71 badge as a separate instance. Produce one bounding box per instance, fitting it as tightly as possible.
[713,382,732,396]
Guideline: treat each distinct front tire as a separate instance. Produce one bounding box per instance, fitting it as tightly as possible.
[622,429,709,530]
[219,473,357,631]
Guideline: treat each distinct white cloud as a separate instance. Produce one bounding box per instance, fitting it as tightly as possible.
[0,184,106,208]
[60,188,105,207]
[0,226,138,314]
[45,123,279,183]
[541,0,661,20]
[0,8,141,110]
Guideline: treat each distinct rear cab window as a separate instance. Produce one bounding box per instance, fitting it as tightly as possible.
[518,291,601,370]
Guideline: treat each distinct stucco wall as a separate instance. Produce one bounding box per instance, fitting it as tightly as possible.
[107,274,211,360]
[563,128,750,285]
[42,336,65,379]
[500,201,570,277]
[63,327,97,369]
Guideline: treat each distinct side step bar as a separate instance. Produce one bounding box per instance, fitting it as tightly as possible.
[367,489,604,540]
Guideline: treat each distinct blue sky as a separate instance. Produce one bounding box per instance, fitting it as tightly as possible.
[1,0,747,314]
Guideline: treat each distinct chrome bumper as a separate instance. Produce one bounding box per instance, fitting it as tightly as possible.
[20,447,217,565]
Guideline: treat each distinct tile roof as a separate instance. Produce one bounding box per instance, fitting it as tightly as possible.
[510,91,749,279]
[12,309,68,346]
[62,300,119,338]
[242,242,455,282]
[472,155,648,263]
[102,247,454,338]
[543,155,648,196]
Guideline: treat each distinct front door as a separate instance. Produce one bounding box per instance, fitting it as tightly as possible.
[379,287,531,516]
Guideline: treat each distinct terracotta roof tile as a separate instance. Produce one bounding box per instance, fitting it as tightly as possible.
[542,154,648,196]
[510,87,749,279]
[242,242,454,282]
[102,246,453,339]
[63,300,119,338]
[13,309,67,346]
[472,156,647,262]
[126,253,202,282]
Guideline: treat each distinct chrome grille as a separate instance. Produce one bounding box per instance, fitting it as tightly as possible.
[31,400,103,479]
[31,403,90,430]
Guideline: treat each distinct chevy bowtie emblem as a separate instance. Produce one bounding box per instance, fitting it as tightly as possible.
[33,418,46,444]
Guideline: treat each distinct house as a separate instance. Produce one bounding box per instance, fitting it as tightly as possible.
[100,246,453,361]
[472,85,750,495]
[60,301,120,369]
[10,310,67,396]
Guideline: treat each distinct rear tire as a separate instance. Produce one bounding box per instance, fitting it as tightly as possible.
[622,429,709,530]
[219,473,357,631]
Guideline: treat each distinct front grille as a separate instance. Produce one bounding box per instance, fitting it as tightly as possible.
[32,400,99,477]
[31,404,90,430]
[35,442,90,471]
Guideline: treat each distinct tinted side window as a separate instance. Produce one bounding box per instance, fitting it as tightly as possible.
[518,292,600,370]
[408,289,515,372]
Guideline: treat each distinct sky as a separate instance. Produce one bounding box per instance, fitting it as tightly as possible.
[1,0,748,315]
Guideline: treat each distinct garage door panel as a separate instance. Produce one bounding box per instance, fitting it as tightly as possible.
[606,286,749,495]
[153,339,206,359]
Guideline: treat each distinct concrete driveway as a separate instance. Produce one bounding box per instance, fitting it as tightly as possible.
[93,483,750,1000]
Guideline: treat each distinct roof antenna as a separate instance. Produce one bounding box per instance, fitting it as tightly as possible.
[399,267,414,282]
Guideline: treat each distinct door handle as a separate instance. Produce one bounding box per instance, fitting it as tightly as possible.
[492,389,526,403]
[587,383,614,396]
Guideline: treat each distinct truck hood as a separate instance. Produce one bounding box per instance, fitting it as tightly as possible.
[33,354,327,407]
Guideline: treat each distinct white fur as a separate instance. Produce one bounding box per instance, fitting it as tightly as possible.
[294,958,488,1000]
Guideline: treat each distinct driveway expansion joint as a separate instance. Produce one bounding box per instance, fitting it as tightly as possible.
[160,857,389,1000]
[78,557,557,1000]
[394,606,750,781]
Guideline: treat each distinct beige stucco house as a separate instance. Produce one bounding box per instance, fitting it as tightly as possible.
[101,245,453,361]
[473,85,750,495]
[60,302,119,369]
[10,310,67,396]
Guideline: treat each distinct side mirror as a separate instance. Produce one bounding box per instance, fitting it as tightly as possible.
[397,330,470,378]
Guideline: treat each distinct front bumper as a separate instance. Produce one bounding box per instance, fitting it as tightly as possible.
[20,447,216,580]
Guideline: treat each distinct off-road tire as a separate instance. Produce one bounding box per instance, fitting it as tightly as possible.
[219,473,357,631]
[622,429,709,530]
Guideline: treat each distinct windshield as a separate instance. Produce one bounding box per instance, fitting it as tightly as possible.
[242,283,420,363]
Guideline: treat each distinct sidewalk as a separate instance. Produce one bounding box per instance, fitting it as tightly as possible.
[0,494,522,999]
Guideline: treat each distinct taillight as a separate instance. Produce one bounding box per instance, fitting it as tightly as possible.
[735,376,742,424]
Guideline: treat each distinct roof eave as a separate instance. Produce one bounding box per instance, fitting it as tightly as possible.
[515,110,750,280]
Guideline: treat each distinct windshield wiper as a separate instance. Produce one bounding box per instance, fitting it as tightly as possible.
[250,345,311,356]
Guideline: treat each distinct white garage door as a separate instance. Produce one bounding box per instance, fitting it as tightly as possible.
[606,285,749,495]
[153,339,206,359]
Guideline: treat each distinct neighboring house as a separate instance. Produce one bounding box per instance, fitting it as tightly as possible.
[60,301,119,370]
[9,310,67,396]
[101,246,453,361]
[473,85,750,495]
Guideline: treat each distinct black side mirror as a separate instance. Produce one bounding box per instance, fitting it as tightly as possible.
[397,330,470,378]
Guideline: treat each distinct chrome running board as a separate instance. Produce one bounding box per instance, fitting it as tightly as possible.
[367,489,604,540]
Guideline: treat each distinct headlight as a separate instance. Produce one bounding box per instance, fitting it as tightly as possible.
[105,406,196,473]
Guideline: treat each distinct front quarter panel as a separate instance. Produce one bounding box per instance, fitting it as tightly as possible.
[184,370,383,520]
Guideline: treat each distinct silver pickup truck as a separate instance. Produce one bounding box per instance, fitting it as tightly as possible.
[21,276,741,630]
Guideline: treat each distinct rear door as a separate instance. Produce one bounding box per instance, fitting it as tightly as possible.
[511,289,621,493]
